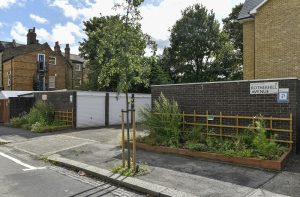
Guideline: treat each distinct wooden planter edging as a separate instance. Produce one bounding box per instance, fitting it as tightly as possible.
[134,143,292,171]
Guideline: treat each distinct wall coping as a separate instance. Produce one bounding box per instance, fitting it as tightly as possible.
[151,78,299,87]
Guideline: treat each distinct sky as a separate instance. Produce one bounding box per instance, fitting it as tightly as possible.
[0,0,244,55]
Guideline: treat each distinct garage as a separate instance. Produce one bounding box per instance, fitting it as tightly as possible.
[76,92,106,128]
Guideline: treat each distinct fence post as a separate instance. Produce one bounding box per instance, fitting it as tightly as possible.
[105,93,109,127]
[131,94,135,126]
[236,116,239,135]
[132,110,136,172]
[206,110,209,134]
[290,113,293,149]
[220,112,223,138]
[194,110,196,129]
[182,111,185,132]
[121,110,125,168]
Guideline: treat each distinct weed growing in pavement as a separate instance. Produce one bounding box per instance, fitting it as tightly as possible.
[112,159,149,177]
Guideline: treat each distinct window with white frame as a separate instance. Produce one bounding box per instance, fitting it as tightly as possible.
[49,76,56,89]
[75,64,82,71]
[49,56,56,65]
[7,71,11,86]
[38,53,45,71]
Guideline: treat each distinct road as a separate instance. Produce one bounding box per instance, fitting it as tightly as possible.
[0,148,143,197]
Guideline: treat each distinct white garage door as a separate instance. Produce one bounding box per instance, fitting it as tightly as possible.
[76,92,106,128]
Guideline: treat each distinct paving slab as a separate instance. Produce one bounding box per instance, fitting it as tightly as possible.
[58,143,277,188]
[245,189,289,197]
[261,171,300,197]
[48,154,197,197]
[7,135,96,156]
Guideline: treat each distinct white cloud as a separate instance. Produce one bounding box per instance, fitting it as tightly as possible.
[30,14,49,24]
[0,0,26,9]
[0,22,3,28]
[49,0,116,20]
[10,21,84,55]
[48,0,244,53]
[36,28,52,42]
[0,0,16,9]
[52,22,86,45]
[10,22,27,43]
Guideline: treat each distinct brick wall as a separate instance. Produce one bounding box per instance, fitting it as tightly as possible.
[34,91,77,127]
[242,0,300,80]
[243,20,255,80]
[2,48,72,91]
[9,97,35,118]
[152,78,299,153]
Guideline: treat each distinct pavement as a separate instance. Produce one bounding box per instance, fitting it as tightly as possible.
[0,145,142,197]
[1,126,300,197]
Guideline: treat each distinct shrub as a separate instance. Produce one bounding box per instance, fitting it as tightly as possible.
[251,118,286,160]
[140,93,181,147]
[11,116,28,127]
[27,101,54,125]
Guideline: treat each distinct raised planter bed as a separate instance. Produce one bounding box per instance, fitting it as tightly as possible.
[134,142,292,171]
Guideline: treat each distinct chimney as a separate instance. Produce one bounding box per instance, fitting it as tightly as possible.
[27,27,37,45]
[65,44,70,60]
[54,41,61,53]
[12,39,16,47]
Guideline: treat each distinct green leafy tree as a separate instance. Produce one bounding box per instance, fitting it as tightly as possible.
[80,0,149,169]
[222,3,244,70]
[162,4,222,83]
[210,32,242,80]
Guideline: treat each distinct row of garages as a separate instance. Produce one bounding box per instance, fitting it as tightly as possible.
[0,90,151,128]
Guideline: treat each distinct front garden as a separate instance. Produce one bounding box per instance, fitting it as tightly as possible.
[137,93,291,170]
[11,101,68,132]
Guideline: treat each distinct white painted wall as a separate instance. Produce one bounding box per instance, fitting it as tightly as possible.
[76,91,151,128]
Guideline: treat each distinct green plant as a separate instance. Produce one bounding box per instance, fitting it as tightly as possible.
[252,118,286,160]
[112,159,149,177]
[185,141,207,151]
[140,93,181,147]
[183,126,206,143]
[27,101,54,125]
[11,116,28,127]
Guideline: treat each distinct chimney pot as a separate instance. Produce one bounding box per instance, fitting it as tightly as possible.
[54,41,61,53]
[65,44,70,60]
[27,27,37,45]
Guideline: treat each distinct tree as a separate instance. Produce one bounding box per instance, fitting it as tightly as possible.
[79,14,150,92]
[80,0,149,169]
[222,3,244,65]
[162,4,222,83]
[210,32,242,80]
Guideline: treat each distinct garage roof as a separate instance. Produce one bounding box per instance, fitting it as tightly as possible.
[0,91,33,99]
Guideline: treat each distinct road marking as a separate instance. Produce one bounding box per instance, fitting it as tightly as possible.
[0,152,46,171]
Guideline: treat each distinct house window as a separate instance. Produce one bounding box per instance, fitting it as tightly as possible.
[49,56,56,65]
[75,78,82,87]
[38,53,45,71]
[7,71,11,86]
[49,76,56,89]
[75,64,82,71]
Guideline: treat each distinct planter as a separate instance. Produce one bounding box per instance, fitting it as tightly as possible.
[134,143,291,171]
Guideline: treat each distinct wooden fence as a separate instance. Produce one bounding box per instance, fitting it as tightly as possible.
[155,111,293,147]
[54,109,74,127]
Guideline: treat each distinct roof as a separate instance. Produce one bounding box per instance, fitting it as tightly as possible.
[62,52,85,63]
[0,41,24,52]
[238,0,264,20]
[0,91,33,99]
[2,43,50,62]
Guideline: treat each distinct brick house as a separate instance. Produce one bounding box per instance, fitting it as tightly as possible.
[62,46,87,89]
[0,28,73,91]
[238,0,300,80]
